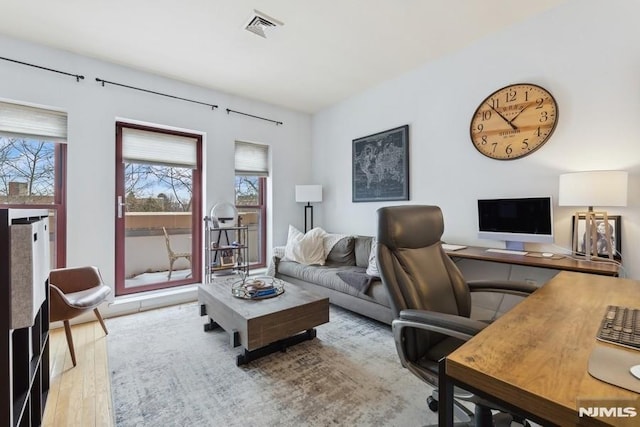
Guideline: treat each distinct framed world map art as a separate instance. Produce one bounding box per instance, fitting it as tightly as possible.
[352,125,409,202]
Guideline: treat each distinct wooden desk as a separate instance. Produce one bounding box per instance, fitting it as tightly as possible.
[445,245,619,276]
[440,271,640,426]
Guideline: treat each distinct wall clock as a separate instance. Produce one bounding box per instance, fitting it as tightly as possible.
[469,83,558,160]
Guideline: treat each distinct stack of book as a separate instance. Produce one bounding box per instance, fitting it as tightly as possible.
[245,279,277,298]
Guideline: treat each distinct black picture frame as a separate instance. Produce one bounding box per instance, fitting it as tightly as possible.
[352,125,409,202]
[572,214,621,260]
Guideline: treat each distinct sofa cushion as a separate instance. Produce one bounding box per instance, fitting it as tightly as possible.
[277,260,389,308]
[365,237,380,277]
[354,236,373,268]
[325,236,356,266]
[278,261,365,297]
[283,225,327,265]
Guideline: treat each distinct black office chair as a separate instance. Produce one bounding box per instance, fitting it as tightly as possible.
[376,205,536,426]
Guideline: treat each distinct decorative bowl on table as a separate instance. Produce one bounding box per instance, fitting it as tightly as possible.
[231,275,285,300]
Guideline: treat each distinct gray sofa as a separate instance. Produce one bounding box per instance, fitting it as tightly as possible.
[270,235,393,325]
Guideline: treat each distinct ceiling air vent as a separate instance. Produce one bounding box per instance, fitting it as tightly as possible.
[244,10,283,38]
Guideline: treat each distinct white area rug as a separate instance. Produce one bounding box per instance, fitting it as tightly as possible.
[106,302,437,426]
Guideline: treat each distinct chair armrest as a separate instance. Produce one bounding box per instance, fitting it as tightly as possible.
[392,309,487,371]
[397,309,488,341]
[49,283,75,322]
[467,280,538,296]
[49,283,70,304]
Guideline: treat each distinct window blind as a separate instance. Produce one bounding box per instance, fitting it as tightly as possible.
[0,101,67,141]
[235,141,269,176]
[122,127,197,168]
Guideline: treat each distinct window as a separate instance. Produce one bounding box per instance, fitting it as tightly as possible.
[235,141,268,268]
[0,101,67,268]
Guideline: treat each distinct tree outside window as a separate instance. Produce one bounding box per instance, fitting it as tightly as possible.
[124,163,193,213]
[0,137,55,204]
[235,176,259,206]
[0,136,65,268]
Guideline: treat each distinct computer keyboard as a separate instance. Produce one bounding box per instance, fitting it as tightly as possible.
[442,244,467,251]
[486,248,528,255]
[597,305,640,350]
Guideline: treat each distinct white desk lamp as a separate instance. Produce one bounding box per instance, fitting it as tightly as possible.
[295,185,322,233]
[558,171,627,260]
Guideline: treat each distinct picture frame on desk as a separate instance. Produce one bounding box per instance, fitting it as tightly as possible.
[572,214,621,260]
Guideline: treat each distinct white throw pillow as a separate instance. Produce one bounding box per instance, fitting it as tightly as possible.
[366,237,380,277]
[283,225,327,266]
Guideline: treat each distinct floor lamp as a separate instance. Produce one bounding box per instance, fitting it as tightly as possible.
[558,171,627,261]
[295,185,322,233]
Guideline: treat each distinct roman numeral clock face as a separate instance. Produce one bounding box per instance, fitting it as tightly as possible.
[470,83,558,160]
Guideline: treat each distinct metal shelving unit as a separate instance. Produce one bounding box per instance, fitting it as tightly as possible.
[204,218,249,283]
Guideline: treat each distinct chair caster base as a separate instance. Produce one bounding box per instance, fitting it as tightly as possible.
[427,396,439,412]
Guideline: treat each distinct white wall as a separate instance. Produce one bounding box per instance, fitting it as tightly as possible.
[311,0,640,279]
[0,34,313,295]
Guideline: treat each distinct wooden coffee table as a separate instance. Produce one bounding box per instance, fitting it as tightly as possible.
[198,277,329,365]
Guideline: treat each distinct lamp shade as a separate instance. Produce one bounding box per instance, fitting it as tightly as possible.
[295,185,323,203]
[558,171,628,207]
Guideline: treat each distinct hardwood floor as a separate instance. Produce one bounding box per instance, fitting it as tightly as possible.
[43,321,114,426]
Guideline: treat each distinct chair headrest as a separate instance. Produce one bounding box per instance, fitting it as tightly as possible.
[377,205,444,249]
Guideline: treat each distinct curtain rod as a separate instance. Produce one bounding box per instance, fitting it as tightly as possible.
[226,108,282,126]
[95,78,218,110]
[0,56,84,82]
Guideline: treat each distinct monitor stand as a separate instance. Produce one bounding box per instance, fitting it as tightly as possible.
[505,241,525,251]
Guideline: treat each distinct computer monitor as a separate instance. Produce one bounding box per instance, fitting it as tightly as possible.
[477,196,553,250]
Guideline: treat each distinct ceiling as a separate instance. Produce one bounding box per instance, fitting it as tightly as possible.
[0,0,567,113]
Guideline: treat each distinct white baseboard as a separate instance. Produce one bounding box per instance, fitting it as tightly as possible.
[50,271,268,329]
[50,284,199,329]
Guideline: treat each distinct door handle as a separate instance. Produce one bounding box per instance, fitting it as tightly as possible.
[117,196,127,218]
